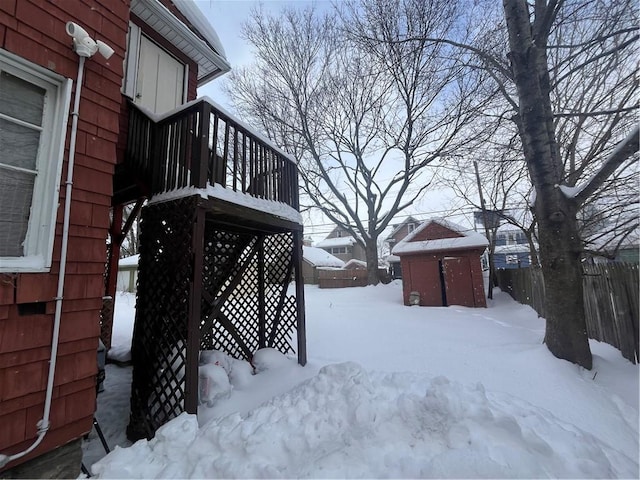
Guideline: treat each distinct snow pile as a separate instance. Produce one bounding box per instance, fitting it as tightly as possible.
[86,283,638,478]
[92,360,633,478]
[198,350,254,406]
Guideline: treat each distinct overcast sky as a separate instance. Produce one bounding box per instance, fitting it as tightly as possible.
[195,0,320,110]
[192,0,474,240]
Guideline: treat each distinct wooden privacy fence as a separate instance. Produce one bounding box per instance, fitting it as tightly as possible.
[318,268,369,288]
[496,264,639,363]
[317,268,388,288]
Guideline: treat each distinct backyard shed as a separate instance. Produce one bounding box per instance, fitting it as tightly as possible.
[393,219,488,308]
[302,246,344,284]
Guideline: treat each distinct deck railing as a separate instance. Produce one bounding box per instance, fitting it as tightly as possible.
[126,100,299,210]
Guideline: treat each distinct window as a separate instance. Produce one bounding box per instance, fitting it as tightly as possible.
[0,50,71,272]
[407,223,416,233]
[330,247,347,255]
[506,254,519,265]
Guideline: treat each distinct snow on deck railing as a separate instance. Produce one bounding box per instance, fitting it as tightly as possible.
[126,99,299,210]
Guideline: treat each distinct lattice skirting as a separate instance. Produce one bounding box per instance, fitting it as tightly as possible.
[127,196,303,440]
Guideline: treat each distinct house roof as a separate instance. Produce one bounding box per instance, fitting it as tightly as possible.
[392,218,488,255]
[131,0,231,86]
[315,236,357,248]
[494,244,533,254]
[386,216,420,241]
[303,246,345,268]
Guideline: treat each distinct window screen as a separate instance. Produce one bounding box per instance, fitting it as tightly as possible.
[0,71,45,257]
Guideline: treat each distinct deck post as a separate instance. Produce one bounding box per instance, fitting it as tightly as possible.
[293,230,307,365]
[186,205,205,414]
[257,235,266,349]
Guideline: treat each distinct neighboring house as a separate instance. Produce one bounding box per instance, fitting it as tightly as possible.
[493,228,533,269]
[315,226,366,263]
[609,243,639,264]
[117,255,140,293]
[302,246,344,284]
[584,228,639,264]
[0,1,305,476]
[393,218,488,308]
[385,216,420,279]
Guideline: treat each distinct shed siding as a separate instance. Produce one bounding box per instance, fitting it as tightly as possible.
[0,0,129,471]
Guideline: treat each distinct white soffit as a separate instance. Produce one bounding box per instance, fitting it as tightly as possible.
[131,0,231,86]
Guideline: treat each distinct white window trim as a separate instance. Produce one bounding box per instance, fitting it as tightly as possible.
[122,22,141,98]
[0,49,71,272]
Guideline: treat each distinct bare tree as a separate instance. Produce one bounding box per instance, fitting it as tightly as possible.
[225,2,489,284]
[353,0,638,368]
[438,141,539,297]
[120,204,141,258]
[502,0,638,369]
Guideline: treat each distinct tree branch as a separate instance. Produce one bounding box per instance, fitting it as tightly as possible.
[574,126,639,205]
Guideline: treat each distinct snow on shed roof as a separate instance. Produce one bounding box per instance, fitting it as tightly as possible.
[392,218,488,255]
[119,254,139,267]
[303,246,345,268]
[315,236,357,248]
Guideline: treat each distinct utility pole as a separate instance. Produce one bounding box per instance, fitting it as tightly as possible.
[474,161,494,300]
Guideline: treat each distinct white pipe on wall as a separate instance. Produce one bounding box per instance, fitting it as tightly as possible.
[0,55,86,470]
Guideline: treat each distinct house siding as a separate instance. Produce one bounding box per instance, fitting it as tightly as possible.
[0,0,129,472]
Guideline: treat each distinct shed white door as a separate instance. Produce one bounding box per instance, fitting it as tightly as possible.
[135,36,185,114]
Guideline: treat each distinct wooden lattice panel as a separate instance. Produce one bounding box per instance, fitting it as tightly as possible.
[128,199,303,441]
[199,228,298,360]
[128,197,196,440]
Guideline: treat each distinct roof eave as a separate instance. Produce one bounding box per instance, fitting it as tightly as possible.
[131,0,231,86]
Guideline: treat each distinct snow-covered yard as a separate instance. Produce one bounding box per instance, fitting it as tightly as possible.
[83,281,639,478]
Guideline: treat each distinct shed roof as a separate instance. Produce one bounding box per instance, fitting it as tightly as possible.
[392,218,488,255]
[315,236,358,248]
[303,246,345,268]
[119,254,140,267]
[344,259,367,269]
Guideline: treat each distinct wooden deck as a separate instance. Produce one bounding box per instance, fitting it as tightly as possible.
[114,99,298,209]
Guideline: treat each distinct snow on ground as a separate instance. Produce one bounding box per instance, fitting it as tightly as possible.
[84,283,639,478]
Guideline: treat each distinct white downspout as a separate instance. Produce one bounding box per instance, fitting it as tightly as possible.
[0,22,113,470]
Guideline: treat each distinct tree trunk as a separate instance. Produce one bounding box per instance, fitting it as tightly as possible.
[504,0,592,369]
[364,238,380,286]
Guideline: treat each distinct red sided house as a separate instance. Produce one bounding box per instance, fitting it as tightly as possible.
[385,215,420,279]
[0,1,305,476]
[393,219,488,308]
